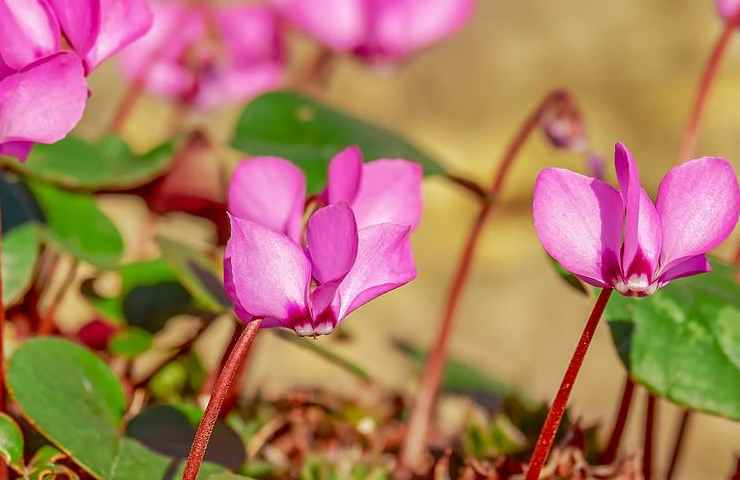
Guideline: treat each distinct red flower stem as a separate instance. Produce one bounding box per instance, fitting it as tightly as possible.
[678,9,740,163]
[525,288,614,480]
[643,393,658,480]
[399,90,571,470]
[731,457,740,480]
[665,409,692,480]
[599,376,635,465]
[182,319,261,480]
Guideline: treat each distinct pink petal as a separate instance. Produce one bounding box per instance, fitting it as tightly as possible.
[0,141,33,161]
[0,0,61,69]
[334,223,416,321]
[306,203,359,284]
[532,168,623,287]
[656,157,740,271]
[350,159,423,230]
[192,62,284,111]
[657,254,712,286]
[0,53,87,147]
[118,3,203,97]
[215,5,283,67]
[46,0,100,61]
[326,146,363,205]
[716,0,740,18]
[225,215,311,327]
[84,0,153,71]
[359,0,475,60]
[271,0,367,51]
[614,143,662,279]
[228,156,306,242]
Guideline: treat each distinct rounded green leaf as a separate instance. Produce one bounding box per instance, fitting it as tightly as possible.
[606,258,740,420]
[231,91,446,193]
[109,328,154,357]
[1,136,174,191]
[0,413,24,472]
[7,338,126,477]
[2,224,40,306]
[28,180,124,269]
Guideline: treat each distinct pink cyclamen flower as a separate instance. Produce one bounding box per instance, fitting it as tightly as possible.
[533,143,740,297]
[0,0,152,160]
[225,146,422,336]
[272,0,475,63]
[716,0,740,19]
[119,1,284,110]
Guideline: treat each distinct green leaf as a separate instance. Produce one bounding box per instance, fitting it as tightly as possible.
[2,136,174,191]
[231,91,446,193]
[28,180,124,269]
[109,328,154,357]
[2,224,40,306]
[605,258,740,420]
[274,330,371,382]
[0,413,24,472]
[157,236,231,312]
[8,338,224,479]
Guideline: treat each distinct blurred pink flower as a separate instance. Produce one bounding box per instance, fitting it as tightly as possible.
[225,147,422,336]
[533,143,740,297]
[272,0,475,63]
[716,0,740,19]
[119,1,284,110]
[0,0,152,160]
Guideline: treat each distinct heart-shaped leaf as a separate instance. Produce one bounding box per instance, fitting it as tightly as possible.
[7,338,226,479]
[157,236,231,313]
[231,91,446,193]
[28,180,124,269]
[2,224,40,306]
[606,258,740,420]
[1,136,174,191]
[0,413,24,472]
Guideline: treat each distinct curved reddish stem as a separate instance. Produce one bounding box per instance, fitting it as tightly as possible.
[525,288,613,480]
[643,393,658,480]
[599,376,635,465]
[182,319,261,480]
[399,90,572,470]
[678,10,740,163]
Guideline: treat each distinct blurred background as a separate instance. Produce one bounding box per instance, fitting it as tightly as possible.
[55,0,740,478]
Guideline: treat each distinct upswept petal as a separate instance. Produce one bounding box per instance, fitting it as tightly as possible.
[350,159,423,230]
[46,0,101,61]
[215,5,283,67]
[193,62,283,111]
[0,0,61,69]
[228,157,306,242]
[83,0,153,71]
[614,143,661,278]
[0,53,87,148]
[326,146,363,204]
[226,215,311,326]
[533,168,623,287]
[334,223,416,321]
[306,203,359,284]
[271,0,367,51]
[657,254,711,285]
[223,255,253,324]
[367,0,475,58]
[656,157,740,271]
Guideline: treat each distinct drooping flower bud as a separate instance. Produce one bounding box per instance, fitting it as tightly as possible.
[540,98,587,152]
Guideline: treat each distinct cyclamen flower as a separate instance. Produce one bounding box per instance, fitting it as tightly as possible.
[272,0,475,63]
[0,0,152,160]
[225,146,421,336]
[716,0,740,19]
[120,1,284,110]
[533,143,740,297]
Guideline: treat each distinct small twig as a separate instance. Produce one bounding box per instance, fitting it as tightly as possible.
[182,319,262,480]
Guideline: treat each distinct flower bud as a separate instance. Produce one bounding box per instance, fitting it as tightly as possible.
[541,99,587,152]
